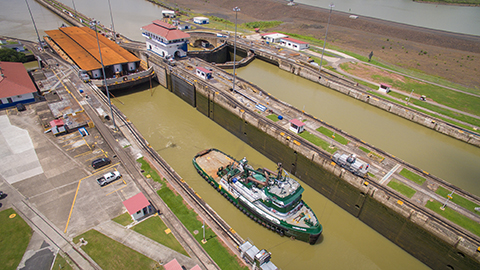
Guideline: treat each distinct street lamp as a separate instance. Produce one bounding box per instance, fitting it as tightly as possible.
[232,6,240,92]
[24,0,42,49]
[107,0,117,43]
[72,0,77,18]
[319,3,334,73]
[406,89,414,105]
[91,20,117,130]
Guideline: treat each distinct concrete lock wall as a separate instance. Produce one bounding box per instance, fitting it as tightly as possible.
[190,81,480,269]
[274,58,480,148]
[138,48,480,268]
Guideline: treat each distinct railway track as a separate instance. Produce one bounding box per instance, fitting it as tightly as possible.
[87,81,243,269]
[193,78,480,247]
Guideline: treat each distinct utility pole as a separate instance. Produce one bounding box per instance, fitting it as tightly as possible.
[319,3,334,74]
[91,20,117,130]
[232,6,240,92]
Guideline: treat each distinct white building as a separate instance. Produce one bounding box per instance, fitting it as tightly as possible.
[196,67,212,80]
[0,62,38,109]
[193,17,209,24]
[122,193,154,222]
[162,10,175,18]
[289,119,306,134]
[261,32,288,44]
[141,20,190,58]
[279,37,309,51]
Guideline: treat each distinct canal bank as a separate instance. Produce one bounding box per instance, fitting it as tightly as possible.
[114,43,480,268]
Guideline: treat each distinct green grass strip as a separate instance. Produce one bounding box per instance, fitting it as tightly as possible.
[157,186,246,270]
[132,216,189,257]
[0,208,32,270]
[299,131,336,154]
[266,114,280,122]
[137,158,247,270]
[112,212,133,227]
[51,252,74,270]
[316,126,349,145]
[359,146,370,154]
[426,200,480,237]
[399,168,426,185]
[73,230,157,270]
[436,186,480,212]
[387,179,416,198]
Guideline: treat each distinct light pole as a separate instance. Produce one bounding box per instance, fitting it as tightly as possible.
[319,3,334,74]
[406,89,414,105]
[232,6,240,92]
[107,0,117,43]
[91,20,117,130]
[72,0,77,18]
[25,0,42,49]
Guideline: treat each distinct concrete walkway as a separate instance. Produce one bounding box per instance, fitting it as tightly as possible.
[94,219,198,268]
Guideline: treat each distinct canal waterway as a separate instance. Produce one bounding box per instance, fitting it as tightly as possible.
[233,60,480,197]
[113,82,429,270]
[296,0,480,36]
[2,1,477,268]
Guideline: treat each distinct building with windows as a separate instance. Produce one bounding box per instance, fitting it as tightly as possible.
[141,20,190,59]
[0,61,38,109]
[122,192,154,222]
[279,37,309,51]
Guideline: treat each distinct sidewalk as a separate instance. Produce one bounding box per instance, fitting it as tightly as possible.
[94,219,198,268]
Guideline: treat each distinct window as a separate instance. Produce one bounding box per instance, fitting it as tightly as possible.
[136,210,141,214]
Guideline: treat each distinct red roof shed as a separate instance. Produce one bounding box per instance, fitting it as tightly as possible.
[123,193,151,215]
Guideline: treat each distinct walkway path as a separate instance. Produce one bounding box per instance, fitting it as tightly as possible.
[95,219,198,268]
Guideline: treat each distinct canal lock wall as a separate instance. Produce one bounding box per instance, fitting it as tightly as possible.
[128,48,480,269]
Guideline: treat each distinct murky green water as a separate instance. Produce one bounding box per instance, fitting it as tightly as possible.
[113,83,429,270]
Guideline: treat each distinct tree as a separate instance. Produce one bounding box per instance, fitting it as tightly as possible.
[0,48,27,63]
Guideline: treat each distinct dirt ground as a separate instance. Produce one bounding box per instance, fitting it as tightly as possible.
[163,0,480,90]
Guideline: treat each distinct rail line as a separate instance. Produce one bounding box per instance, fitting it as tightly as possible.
[14,200,101,270]
[88,81,243,267]
[193,78,480,247]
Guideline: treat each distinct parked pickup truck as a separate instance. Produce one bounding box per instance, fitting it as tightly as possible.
[97,171,121,186]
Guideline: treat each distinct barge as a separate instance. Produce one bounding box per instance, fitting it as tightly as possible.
[193,149,322,244]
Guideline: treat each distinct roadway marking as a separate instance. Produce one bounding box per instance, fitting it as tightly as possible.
[64,174,92,233]
[106,184,128,196]
[86,154,107,162]
[379,163,401,185]
[74,150,93,158]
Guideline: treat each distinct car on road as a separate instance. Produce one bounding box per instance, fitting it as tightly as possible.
[91,157,111,169]
[97,171,121,186]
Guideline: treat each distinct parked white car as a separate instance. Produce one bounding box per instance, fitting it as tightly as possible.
[97,171,121,186]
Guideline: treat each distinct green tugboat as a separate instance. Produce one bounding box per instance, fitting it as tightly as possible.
[193,149,322,244]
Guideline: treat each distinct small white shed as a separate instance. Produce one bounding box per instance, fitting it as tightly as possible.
[289,119,306,134]
[279,37,309,51]
[122,193,154,222]
[196,67,213,80]
[193,17,209,24]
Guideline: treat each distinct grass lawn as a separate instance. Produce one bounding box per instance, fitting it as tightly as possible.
[137,158,247,270]
[426,200,480,237]
[316,126,349,145]
[436,186,480,212]
[132,216,189,257]
[0,208,33,270]
[266,114,280,122]
[399,168,426,186]
[112,212,133,227]
[73,230,157,270]
[51,252,74,270]
[387,179,416,198]
[299,131,337,154]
